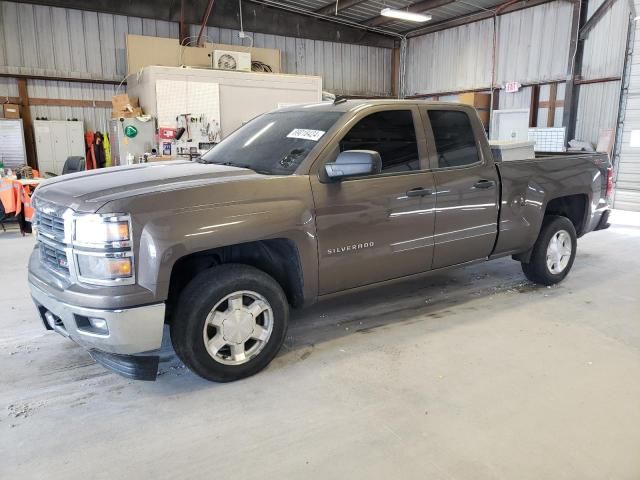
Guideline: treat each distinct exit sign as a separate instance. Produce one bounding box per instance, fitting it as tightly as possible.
[504,82,521,93]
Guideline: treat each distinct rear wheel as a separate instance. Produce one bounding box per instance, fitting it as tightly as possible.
[521,215,577,285]
[170,264,289,382]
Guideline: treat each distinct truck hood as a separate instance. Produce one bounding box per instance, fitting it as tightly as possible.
[34,161,259,213]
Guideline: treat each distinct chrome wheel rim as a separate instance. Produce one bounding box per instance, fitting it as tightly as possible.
[546,230,572,274]
[202,290,274,366]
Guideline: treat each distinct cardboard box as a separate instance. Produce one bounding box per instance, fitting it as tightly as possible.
[459,92,491,128]
[111,94,142,118]
[2,103,20,119]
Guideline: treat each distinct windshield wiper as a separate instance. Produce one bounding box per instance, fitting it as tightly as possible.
[203,160,271,175]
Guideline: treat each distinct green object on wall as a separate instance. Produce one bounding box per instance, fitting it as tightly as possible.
[124,125,138,138]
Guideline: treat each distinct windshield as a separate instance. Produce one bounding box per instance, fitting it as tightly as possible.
[200,110,343,175]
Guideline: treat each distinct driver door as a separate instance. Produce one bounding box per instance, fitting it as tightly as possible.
[310,106,437,295]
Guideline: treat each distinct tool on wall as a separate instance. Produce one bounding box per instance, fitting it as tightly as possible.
[176,114,192,141]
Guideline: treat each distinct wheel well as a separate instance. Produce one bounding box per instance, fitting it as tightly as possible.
[514,194,588,263]
[166,239,304,321]
[545,194,588,236]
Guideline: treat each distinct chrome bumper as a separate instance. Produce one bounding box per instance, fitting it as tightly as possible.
[30,282,166,356]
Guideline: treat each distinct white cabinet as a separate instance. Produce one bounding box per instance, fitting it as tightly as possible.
[34,121,85,175]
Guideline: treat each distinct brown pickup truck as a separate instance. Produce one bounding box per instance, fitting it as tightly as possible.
[28,100,612,382]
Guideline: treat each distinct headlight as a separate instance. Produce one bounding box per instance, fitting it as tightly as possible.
[74,214,131,247]
[71,213,135,285]
[76,253,133,282]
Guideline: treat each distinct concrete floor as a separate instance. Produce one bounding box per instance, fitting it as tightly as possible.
[1,211,639,479]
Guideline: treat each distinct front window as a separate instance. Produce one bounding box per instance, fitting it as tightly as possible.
[339,110,420,172]
[200,110,343,175]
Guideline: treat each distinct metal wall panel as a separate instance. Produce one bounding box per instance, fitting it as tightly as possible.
[405,0,572,96]
[495,1,572,85]
[575,80,621,145]
[0,2,176,80]
[582,0,630,80]
[498,86,532,110]
[0,77,18,97]
[405,19,493,95]
[0,1,391,131]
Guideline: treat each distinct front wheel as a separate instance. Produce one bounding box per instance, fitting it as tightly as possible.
[521,215,577,285]
[170,264,289,382]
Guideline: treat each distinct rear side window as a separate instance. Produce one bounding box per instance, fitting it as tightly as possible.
[428,110,480,168]
[340,110,419,172]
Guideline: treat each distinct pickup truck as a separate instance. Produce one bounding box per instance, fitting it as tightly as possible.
[28,100,612,382]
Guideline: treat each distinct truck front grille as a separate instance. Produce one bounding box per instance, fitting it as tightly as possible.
[39,240,70,275]
[34,201,70,277]
[36,209,65,243]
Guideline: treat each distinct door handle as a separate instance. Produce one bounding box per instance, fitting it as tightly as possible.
[406,187,431,197]
[473,179,496,189]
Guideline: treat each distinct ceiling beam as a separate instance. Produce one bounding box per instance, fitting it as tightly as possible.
[315,0,369,15]
[404,0,558,36]
[364,0,456,27]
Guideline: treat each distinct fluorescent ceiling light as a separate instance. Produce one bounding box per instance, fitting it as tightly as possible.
[380,8,432,22]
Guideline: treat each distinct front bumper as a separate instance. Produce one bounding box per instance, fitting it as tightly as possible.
[30,282,166,380]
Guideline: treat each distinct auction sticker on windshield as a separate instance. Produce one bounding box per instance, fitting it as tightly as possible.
[287,129,326,141]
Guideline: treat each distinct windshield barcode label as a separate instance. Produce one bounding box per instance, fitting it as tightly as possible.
[287,129,326,141]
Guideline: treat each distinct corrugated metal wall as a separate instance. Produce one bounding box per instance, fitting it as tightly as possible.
[494,0,572,85]
[575,81,622,146]
[404,0,572,96]
[573,0,630,145]
[498,86,532,109]
[0,1,391,131]
[581,0,629,79]
[404,19,493,95]
[614,0,640,211]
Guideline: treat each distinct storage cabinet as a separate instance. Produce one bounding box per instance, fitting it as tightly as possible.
[34,121,85,175]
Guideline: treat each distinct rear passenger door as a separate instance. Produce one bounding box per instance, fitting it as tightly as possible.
[422,107,499,269]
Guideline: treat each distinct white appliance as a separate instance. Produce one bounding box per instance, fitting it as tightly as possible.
[213,50,251,71]
[490,109,530,142]
[128,66,323,146]
[34,120,84,175]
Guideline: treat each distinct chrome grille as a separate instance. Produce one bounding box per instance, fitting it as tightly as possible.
[36,209,65,242]
[34,201,70,276]
[39,240,70,274]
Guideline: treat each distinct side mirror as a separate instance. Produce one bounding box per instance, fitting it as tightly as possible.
[324,150,382,180]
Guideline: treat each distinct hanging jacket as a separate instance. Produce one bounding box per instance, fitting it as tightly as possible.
[94,132,106,169]
[85,131,96,170]
[0,179,17,214]
[21,184,34,222]
[103,131,112,167]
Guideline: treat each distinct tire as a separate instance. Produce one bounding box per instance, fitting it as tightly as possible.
[521,215,577,286]
[170,264,289,382]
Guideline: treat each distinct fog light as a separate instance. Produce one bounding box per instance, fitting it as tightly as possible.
[88,317,109,334]
[44,311,57,328]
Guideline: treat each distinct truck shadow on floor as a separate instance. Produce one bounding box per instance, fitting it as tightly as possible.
[155,256,585,390]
